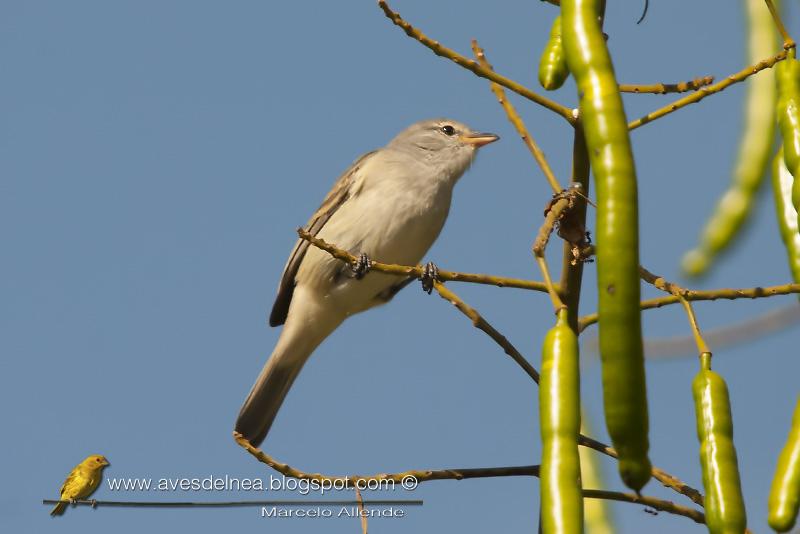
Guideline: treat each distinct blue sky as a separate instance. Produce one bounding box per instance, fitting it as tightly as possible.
[2,1,798,532]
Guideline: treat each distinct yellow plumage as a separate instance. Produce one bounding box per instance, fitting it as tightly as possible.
[50,454,110,516]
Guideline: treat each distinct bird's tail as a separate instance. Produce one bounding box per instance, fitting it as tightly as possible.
[50,502,66,516]
[235,292,340,447]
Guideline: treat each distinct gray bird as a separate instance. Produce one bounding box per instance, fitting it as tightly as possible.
[235,118,498,446]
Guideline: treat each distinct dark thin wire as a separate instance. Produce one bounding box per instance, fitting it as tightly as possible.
[637,0,649,24]
[43,499,424,508]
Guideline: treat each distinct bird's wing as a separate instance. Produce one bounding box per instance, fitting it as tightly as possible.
[59,468,82,499]
[268,151,376,326]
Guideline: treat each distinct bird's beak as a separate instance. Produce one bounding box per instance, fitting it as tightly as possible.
[459,132,499,147]
[102,459,110,466]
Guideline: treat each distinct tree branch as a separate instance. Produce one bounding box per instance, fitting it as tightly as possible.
[472,39,563,194]
[579,282,800,332]
[618,76,714,94]
[628,50,790,130]
[433,281,540,382]
[297,229,551,293]
[377,0,575,123]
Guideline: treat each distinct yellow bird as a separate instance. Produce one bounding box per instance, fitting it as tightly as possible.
[50,454,110,516]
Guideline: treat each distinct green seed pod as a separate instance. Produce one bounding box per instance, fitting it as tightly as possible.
[776,55,800,230]
[693,353,747,534]
[560,0,651,492]
[538,16,569,91]
[771,148,800,284]
[539,309,583,533]
[768,396,800,532]
[777,58,800,175]
[681,0,779,277]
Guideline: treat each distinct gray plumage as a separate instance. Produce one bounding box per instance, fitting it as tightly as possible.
[236,118,498,446]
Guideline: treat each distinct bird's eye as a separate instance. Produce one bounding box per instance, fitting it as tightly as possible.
[96,458,101,462]
[440,125,456,136]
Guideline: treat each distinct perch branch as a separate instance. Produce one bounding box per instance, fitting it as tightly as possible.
[297,229,551,294]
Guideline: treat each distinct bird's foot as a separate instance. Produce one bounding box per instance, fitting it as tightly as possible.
[420,262,439,294]
[90,499,98,508]
[352,253,372,280]
[69,499,77,507]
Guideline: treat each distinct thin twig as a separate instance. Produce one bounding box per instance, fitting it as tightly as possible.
[762,0,795,50]
[535,255,564,311]
[678,297,710,355]
[628,50,790,130]
[583,490,705,524]
[618,76,714,94]
[297,229,551,294]
[471,39,563,193]
[355,486,368,534]
[638,265,684,295]
[532,198,572,257]
[233,433,706,524]
[578,282,800,332]
[433,281,539,383]
[642,304,800,358]
[377,0,575,123]
[235,431,539,484]
[533,194,581,310]
[640,267,711,355]
[576,435,705,507]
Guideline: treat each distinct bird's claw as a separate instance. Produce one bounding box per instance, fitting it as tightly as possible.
[352,253,372,279]
[69,499,77,507]
[90,499,98,508]
[420,262,439,294]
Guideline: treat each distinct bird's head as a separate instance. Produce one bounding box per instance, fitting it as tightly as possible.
[387,118,499,180]
[83,455,110,468]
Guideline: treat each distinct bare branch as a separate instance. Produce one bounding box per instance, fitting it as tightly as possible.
[377,0,575,123]
[472,39,563,194]
[297,229,551,293]
[618,76,714,94]
[629,50,790,130]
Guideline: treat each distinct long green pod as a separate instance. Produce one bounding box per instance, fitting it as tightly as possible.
[768,396,800,532]
[777,58,800,176]
[693,353,747,534]
[539,309,583,534]
[560,0,651,491]
[775,54,800,227]
[538,16,569,91]
[682,0,779,277]
[772,148,800,283]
